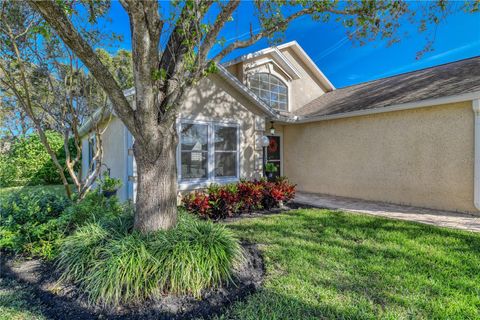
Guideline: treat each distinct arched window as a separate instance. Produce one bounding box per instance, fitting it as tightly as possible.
[249,73,288,111]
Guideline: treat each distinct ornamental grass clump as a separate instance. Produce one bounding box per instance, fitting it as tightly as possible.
[56,212,243,306]
[151,215,243,298]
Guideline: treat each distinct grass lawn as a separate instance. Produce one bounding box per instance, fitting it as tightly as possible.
[1,207,479,319]
[0,278,46,320]
[0,185,67,201]
[218,209,480,320]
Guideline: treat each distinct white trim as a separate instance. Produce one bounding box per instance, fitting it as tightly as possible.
[126,129,135,201]
[216,65,278,117]
[223,40,334,91]
[244,58,296,81]
[177,118,241,190]
[122,125,129,202]
[242,53,301,80]
[473,99,480,211]
[291,91,480,124]
[278,41,335,91]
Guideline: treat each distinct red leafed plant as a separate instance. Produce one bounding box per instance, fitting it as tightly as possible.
[237,180,264,213]
[182,178,296,220]
[182,191,210,218]
[207,184,240,219]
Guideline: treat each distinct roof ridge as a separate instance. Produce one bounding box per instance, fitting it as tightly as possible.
[336,55,480,90]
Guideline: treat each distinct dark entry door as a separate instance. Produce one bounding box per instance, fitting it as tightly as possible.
[267,135,281,179]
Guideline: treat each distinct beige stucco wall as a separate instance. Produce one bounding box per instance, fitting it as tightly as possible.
[181,74,267,182]
[82,73,268,201]
[280,47,327,111]
[81,117,129,201]
[283,101,477,214]
[226,47,326,112]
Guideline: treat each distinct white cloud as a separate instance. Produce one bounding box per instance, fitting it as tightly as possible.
[374,41,480,78]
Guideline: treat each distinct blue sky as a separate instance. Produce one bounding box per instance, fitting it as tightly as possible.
[104,1,480,88]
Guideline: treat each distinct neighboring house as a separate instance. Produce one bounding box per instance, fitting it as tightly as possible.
[80,41,480,215]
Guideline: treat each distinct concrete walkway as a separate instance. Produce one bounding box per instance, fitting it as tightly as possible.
[294,192,480,232]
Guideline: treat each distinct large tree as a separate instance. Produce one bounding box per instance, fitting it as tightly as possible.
[0,1,133,199]
[25,0,478,232]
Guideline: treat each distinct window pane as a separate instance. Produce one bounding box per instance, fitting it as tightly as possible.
[270,76,280,86]
[214,126,237,151]
[181,123,208,151]
[271,92,279,102]
[181,151,207,179]
[250,80,259,89]
[215,152,237,177]
[259,79,269,91]
[271,84,282,93]
[248,73,288,111]
[259,73,269,82]
[254,89,266,101]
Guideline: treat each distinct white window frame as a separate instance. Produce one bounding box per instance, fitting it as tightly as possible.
[177,119,240,190]
[87,134,96,171]
[248,72,289,111]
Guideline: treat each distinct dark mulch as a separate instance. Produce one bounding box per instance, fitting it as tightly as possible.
[0,243,264,320]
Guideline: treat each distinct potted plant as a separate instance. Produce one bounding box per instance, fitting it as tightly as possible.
[265,162,278,182]
[100,172,122,198]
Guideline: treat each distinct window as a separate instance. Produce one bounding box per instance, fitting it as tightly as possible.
[214,125,237,178]
[179,121,239,184]
[249,73,288,111]
[87,136,96,170]
[180,123,208,179]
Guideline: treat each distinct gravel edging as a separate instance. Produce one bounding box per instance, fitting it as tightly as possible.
[0,243,264,320]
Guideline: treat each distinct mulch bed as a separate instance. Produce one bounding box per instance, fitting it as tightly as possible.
[0,242,264,320]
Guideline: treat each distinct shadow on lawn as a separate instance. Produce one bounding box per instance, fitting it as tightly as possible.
[225,209,480,318]
[221,288,368,320]
[0,242,265,320]
[0,258,98,320]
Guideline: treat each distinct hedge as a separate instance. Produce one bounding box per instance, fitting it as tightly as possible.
[0,131,75,187]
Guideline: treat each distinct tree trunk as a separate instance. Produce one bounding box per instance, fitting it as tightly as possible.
[133,126,178,232]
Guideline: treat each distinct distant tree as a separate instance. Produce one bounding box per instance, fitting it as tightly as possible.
[11,0,480,231]
[0,2,133,199]
[0,100,32,138]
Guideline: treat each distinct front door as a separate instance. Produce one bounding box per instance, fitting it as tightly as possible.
[267,135,281,179]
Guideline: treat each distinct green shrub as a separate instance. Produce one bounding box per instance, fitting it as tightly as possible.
[56,212,243,306]
[65,191,126,227]
[0,131,76,187]
[0,188,130,259]
[0,189,71,259]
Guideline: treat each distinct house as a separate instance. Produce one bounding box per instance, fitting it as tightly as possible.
[80,41,480,215]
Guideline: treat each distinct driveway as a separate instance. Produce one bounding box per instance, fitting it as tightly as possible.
[294,192,480,232]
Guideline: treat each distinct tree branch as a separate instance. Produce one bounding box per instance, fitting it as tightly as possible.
[212,7,317,62]
[212,4,369,63]
[28,0,138,136]
[197,0,240,64]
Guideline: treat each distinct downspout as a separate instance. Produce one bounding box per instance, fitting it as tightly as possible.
[473,99,480,210]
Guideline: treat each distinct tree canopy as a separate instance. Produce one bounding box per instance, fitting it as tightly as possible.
[2,0,478,231]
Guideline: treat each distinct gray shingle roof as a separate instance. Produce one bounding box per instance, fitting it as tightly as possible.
[294,56,480,117]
